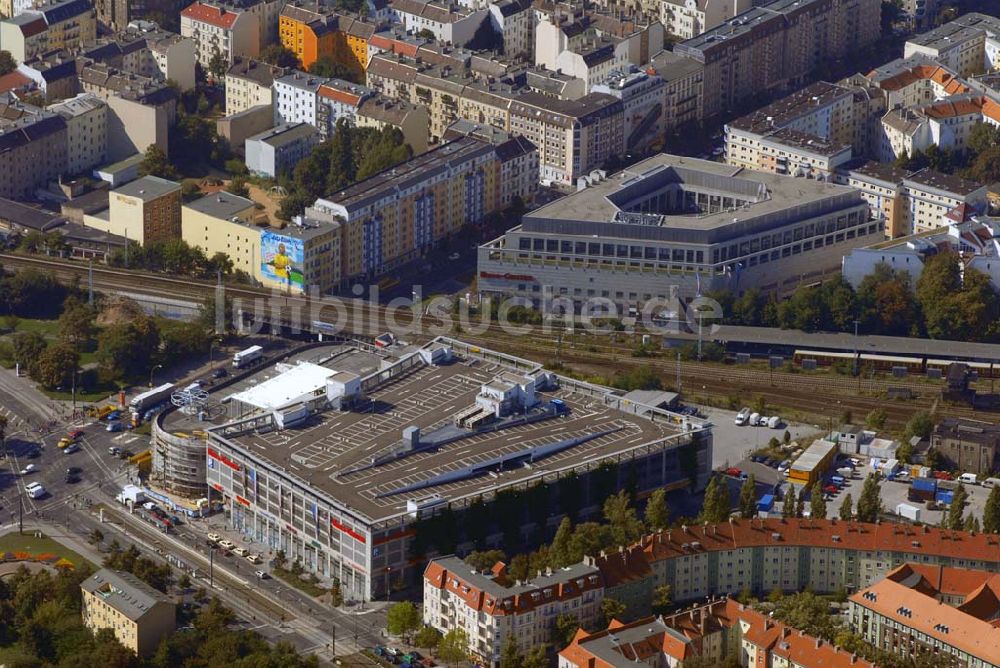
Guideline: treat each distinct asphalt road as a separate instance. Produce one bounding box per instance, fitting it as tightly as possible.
[0,367,388,663]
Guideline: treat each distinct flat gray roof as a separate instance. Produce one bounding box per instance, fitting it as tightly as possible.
[521,154,863,243]
[184,191,255,220]
[113,175,180,201]
[194,342,695,523]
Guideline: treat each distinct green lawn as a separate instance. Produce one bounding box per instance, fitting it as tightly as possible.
[272,566,327,597]
[38,386,117,402]
[1,318,61,339]
[0,531,94,569]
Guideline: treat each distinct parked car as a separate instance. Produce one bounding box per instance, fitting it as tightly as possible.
[767,416,781,429]
[211,368,228,379]
[207,533,221,543]
[19,464,36,475]
[246,553,263,564]
[57,438,73,449]
[255,570,268,579]
[735,408,751,426]
[824,485,839,495]
[108,447,121,456]
[107,422,124,433]
[218,539,235,550]
[233,546,249,557]
[105,410,121,421]
[725,467,742,477]
[63,444,80,454]
[68,430,84,441]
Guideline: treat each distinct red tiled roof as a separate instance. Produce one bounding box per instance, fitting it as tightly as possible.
[0,71,32,94]
[318,83,362,106]
[181,2,240,29]
[19,17,47,38]
[594,518,1000,588]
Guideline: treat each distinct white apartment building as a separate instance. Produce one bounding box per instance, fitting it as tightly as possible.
[180,1,259,70]
[272,70,328,129]
[389,0,488,46]
[48,93,107,176]
[424,556,604,668]
[903,13,1000,78]
[487,0,532,57]
[659,0,751,39]
[316,79,374,138]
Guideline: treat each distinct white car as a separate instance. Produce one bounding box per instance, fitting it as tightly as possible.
[735,408,751,426]
[255,570,268,579]
[233,546,249,557]
[207,533,222,544]
[20,464,36,475]
[749,412,761,427]
[767,416,781,429]
[217,539,235,551]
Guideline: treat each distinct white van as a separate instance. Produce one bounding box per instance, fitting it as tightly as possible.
[767,415,781,429]
[749,412,761,427]
[735,408,751,426]
[958,473,979,485]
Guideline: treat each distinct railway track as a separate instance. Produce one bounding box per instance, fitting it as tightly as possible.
[5,253,993,426]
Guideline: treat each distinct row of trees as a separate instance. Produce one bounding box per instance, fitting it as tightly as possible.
[278,121,413,220]
[106,238,250,284]
[460,489,670,584]
[711,250,1000,342]
[894,122,1000,187]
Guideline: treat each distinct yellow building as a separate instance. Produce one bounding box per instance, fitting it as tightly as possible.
[181,191,342,294]
[786,439,838,486]
[309,135,503,283]
[83,175,182,246]
[279,5,374,77]
[81,569,176,656]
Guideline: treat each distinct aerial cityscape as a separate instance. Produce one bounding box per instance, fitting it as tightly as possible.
[3,0,1000,664]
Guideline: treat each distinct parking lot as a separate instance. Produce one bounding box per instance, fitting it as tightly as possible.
[698,405,823,470]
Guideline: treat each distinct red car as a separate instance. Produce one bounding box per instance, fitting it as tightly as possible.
[824,485,839,495]
[68,430,85,441]
[933,471,953,480]
[725,467,742,477]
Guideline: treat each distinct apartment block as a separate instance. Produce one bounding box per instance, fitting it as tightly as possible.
[725,81,885,176]
[84,175,181,245]
[355,95,429,154]
[659,0,751,39]
[245,122,319,178]
[649,49,703,130]
[389,0,487,46]
[560,598,874,668]
[0,94,67,198]
[0,0,96,62]
[424,556,603,668]
[182,191,341,293]
[850,564,1000,668]
[904,13,1000,79]
[279,5,378,77]
[309,135,536,282]
[81,569,176,657]
[180,1,259,70]
[593,67,666,153]
[841,218,1000,293]
[837,161,987,238]
[487,0,532,57]
[225,58,285,114]
[508,91,623,186]
[930,417,1000,477]
[272,69,327,128]
[674,0,880,119]
[879,94,1000,164]
[48,93,108,176]
[316,78,375,138]
[79,62,177,161]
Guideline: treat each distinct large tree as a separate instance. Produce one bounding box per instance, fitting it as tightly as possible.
[259,44,299,68]
[437,628,469,665]
[138,145,178,180]
[644,487,671,531]
[855,474,882,523]
[95,316,160,383]
[386,601,421,641]
[985,486,1000,534]
[34,342,79,390]
[739,474,757,518]
[0,50,15,75]
[809,483,827,520]
[840,493,854,520]
[602,490,644,547]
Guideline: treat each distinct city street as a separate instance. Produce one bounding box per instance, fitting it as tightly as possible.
[0,365,387,664]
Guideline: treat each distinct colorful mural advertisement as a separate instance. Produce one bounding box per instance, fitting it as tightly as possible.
[260,230,305,289]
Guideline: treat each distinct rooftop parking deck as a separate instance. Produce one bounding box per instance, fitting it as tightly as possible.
[198,341,697,523]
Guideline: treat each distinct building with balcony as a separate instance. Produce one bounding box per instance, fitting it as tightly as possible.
[0,0,96,62]
[424,556,604,668]
[180,1,259,70]
[48,92,108,176]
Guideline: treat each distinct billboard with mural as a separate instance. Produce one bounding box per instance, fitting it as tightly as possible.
[260,230,305,289]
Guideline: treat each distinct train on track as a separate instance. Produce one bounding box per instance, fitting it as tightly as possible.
[791,349,999,377]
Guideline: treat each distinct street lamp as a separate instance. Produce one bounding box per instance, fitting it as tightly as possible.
[149,364,163,388]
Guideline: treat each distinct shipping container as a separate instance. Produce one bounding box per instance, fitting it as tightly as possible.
[912,478,937,493]
[757,494,775,512]
[896,503,921,522]
[936,490,955,505]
